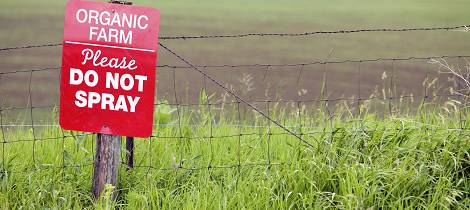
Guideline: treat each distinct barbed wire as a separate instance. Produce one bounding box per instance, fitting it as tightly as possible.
[159,24,470,40]
[1,55,469,76]
[0,24,468,52]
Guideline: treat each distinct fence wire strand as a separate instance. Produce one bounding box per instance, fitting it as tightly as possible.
[1,24,469,52]
[2,55,470,76]
[158,42,315,148]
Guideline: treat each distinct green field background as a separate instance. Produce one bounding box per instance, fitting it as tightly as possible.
[2,0,470,64]
[0,1,469,208]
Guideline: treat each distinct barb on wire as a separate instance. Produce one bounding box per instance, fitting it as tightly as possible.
[158,42,316,148]
[1,24,468,52]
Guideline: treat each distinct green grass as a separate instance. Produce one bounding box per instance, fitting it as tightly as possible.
[0,98,469,209]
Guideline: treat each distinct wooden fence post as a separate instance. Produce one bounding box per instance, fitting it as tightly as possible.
[92,133,121,198]
[91,0,134,199]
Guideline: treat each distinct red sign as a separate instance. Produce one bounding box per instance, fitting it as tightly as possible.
[60,0,160,137]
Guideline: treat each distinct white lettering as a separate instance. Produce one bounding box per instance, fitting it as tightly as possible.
[76,9,87,23]
[74,9,150,30]
[121,30,132,45]
[135,75,147,92]
[114,95,128,112]
[108,28,119,43]
[81,48,138,70]
[120,74,134,91]
[73,91,141,112]
[110,13,122,27]
[106,72,119,89]
[87,92,101,108]
[101,93,115,110]
[88,27,133,44]
[69,68,83,85]
[84,70,98,87]
[127,96,140,112]
[88,10,99,24]
[97,28,108,42]
[137,15,149,29]
[99,11,111,25]
[81,48,94,65]
[74,90,87,107]
[89,26,98,42]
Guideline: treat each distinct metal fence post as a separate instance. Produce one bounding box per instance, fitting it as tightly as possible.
[126,136,134,170]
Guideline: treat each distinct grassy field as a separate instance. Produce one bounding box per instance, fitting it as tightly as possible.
[0,0,469,209]
[0,99,469,208]
[1,0,470,108]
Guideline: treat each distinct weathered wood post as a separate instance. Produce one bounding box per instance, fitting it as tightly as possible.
[91,0,134,199]
[92,133,121,198]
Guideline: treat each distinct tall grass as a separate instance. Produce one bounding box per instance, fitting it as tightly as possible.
[0,92,468,209]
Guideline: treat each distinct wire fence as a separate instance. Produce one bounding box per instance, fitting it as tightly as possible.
[1,24,469,52]
[0,24,469,174]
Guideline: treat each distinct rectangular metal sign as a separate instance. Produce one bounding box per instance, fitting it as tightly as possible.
[60,0,160,137]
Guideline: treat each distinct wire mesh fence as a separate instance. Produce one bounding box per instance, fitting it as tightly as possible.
[0,24,469,175]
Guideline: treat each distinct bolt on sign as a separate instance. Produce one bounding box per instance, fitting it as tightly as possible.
[60,0,160,137]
